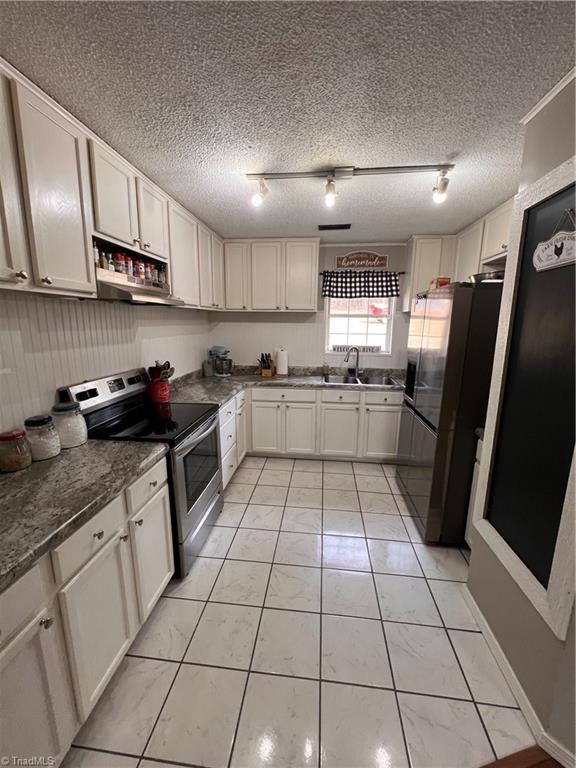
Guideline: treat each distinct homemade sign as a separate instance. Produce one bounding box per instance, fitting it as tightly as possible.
[336,251,388,269]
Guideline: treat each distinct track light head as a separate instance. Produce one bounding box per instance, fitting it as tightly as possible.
[432,172,449,204]
[324,176,337,208]
[251,178,269,207]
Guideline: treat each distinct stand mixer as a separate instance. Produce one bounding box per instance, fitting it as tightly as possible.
[209,346,234,377]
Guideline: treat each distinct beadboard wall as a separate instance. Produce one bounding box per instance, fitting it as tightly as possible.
[0,293,210,431]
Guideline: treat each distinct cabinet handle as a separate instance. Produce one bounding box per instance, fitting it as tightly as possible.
[134,519,144,527]
[14,270,28,280]
[501,243,507,250]
[355,407,359,411]
[242,305,247,309]
[93,530,105,540]
[276,305,280,309]
[276,404,280,409]
[229,463,234,468]
[338,395,343,400]
[39,617,54,630]
[133,237,141,245]
[286,404,290,409]
[120,534,129,542]
[384,397,388,402]
[227,434,232,440]
[366,407,370,411]
[281,394,285,398]
[143,241,151,248]
[41,276,53,285]
[149,480,158,488]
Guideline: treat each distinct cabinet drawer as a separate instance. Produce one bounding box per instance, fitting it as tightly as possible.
[321,389,361,404]
[365,391,403,406]
[0,557,52,646]
[52,495,126,584]
[222,444,238,488]
[252,388,316,403]
[220,415,237,454]
[125,459,168,516]
[220,398,236,422]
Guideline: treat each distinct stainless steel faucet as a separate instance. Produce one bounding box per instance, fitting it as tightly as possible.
[344,346,361,379]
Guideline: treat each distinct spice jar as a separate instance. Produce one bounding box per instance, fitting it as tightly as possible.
[52,403,88,449]
[0,430,32,473]
[24,415,61,461]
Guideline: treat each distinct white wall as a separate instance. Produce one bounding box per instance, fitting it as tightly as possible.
[208,243,409,370]
[0,292,210,431]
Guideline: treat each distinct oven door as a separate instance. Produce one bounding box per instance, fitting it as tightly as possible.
[171,414,222,544]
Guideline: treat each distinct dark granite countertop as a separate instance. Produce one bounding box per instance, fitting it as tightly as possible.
[0,440,167,594]
[171,373,405,406]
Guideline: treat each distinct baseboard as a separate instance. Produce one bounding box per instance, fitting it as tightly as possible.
[462,586,575,768]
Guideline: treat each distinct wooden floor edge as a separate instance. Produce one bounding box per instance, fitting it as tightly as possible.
[480,744,563,768]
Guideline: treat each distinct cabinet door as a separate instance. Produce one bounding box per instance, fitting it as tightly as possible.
[11,81,95,294]
[236,405,247,464]
[0,73,30,287]
[251,241,282,310]
[168,203,200,306]
[413,238,442,294]
[129,486,174,622]
[251,402,283,453]
[455,221,484,281]
[320,404,360,457]
[90,141,139,247]
[284,241,318,310]
[211,235,225,308]
[136,178,169,259]
[481,199,513,261]
[58,531,137,721]
[198,223,213,308]
[363,406,401,459]
[0,607,77,762]
[225,242,250,310]
[285,403,317,454]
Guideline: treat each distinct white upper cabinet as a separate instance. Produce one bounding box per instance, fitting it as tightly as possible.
[402,236,456,311]
[284,240,318,310]
[480,198,513,262]
[89,141,139,248]
[198,223,213,308]
[11,81,95,295]
[0,73,30,288]
[168,203,200,306]
[225,242,250,310]
[251,241,283,310]
[212,234,224,309]
[136,177,169,259]
[455,220,484,282]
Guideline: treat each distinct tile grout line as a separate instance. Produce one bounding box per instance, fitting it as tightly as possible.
[224,457,292,768]
[133,516,238,764]
[356,463,414,768]
[409,538,499,761]
[318,458,324,768]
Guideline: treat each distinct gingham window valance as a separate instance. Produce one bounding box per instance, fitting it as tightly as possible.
[321,269,400,298]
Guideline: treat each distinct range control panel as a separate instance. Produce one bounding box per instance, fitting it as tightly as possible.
[57,368,150,413]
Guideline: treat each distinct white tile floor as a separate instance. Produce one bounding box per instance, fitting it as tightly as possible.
[64,457,536,768]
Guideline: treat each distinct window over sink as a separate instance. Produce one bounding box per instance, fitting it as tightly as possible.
[326,297,394,354]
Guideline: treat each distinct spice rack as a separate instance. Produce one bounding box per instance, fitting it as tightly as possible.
[93,237,171,295]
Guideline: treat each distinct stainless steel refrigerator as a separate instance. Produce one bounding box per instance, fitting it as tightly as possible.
[398,281,503,544]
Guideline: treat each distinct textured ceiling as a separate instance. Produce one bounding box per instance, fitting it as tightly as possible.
[0,1,574,243]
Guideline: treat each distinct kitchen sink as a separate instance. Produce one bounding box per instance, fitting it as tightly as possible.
[322,375,359,384]
[322,374,400,387]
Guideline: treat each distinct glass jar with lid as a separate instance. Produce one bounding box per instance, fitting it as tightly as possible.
[51,402,88,449]
[0,430,32,473]
[24,415,61,461]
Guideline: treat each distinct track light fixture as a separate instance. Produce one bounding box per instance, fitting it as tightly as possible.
[324,176,337,208]
[432,171,450,204]
[245,163,454,208]
[251,178,269,207]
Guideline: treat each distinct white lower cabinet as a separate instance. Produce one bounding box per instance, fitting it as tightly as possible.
[129,485,174,622]
[285,403,317,454]
[252,402,283,453]
[319,404,360,457]
[58,530,138,721]
[362,406,401,459]
[236,403,247,464]
[0,605,77,763]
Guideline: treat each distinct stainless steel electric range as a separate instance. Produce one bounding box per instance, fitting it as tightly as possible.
[57,369,223,577]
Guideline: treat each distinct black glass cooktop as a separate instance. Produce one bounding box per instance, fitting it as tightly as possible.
[87,399,218,446]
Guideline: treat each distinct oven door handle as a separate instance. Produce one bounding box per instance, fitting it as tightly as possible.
[175,416,218,458]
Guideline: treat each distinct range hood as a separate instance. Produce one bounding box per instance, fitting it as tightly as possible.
[97,277,185,307]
